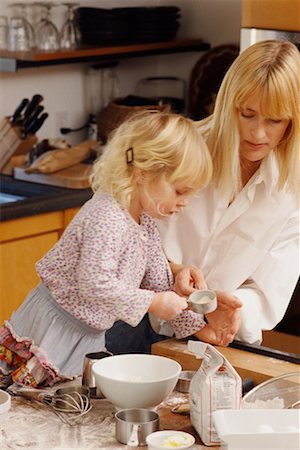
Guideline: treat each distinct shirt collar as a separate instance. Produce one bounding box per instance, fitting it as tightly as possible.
[246,152,279,200]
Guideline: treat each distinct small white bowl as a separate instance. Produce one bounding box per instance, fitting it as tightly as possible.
[0,390,11,414]
[146,430,195,450]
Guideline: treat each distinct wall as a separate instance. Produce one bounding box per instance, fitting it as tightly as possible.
[0,0,242,145]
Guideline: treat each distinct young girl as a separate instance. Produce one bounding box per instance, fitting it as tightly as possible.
[0,110,212,388]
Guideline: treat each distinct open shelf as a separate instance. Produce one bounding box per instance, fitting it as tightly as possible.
[0,38,210,72]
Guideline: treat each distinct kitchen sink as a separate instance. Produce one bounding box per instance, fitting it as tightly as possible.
[0,192,26,204]
[0,175,66,202]
[0,174,92,222]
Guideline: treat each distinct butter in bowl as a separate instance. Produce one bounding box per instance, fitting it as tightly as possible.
[146,430,195,450]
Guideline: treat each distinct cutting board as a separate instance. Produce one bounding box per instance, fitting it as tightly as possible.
[14,163,92,189]
[152,339,300,386]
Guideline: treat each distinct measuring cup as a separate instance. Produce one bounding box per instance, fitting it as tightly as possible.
[115,408,159,446]
[188,289,217,314]
[82,351,111,398]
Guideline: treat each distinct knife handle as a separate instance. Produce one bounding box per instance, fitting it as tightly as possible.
[22,112,49,138]
[23,94,44,119]
[23,105,44,130]
[10,98,29,124]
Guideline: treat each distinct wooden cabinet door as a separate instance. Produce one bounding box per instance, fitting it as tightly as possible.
[0,232,59,322]
[64,207,80,229]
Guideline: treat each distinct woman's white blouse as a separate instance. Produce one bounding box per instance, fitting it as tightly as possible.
[158,152,299,344]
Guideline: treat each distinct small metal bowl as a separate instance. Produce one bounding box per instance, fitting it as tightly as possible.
[175,371,196,393]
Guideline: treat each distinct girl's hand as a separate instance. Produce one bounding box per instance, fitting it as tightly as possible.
[148,292,188,321]
[170,262,207,297]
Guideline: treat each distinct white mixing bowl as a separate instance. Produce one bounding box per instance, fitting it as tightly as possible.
[92,354,181,409]
[0,390,11,415]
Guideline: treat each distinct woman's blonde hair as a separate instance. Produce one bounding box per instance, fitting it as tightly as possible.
[90,110,212,208]
[199,39,300,199]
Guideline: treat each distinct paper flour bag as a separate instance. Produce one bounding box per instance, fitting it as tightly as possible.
[188,340,242,446]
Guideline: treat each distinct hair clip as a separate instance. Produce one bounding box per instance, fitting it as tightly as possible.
[126,147,134,164]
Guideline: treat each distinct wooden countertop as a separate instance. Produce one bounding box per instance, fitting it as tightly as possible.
[152,338,300,386]
[1,382,214,449]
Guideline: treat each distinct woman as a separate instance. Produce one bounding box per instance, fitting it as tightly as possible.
[106,39,299,352]
[159,39,300,345]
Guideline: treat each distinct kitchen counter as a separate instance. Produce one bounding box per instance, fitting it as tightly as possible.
[0,175,92,222]
[2,342,298,449]
[1,380,214,449]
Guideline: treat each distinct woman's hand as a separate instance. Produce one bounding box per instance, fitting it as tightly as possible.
[148,291,188,321]
[194,291,242,346]
[193,323,219,345]
[170,262,207,297]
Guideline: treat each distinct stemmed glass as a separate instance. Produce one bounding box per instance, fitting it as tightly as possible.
[60,2,81,50]
[8,17,30,52]
[35,2,59,51]
[8,3,35,49]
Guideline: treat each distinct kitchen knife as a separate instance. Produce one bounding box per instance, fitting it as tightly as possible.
[10,98,29,124]
[0,97,29,140]
[21,112,49,138]
[22,104,44,131]
[23,94,44,120]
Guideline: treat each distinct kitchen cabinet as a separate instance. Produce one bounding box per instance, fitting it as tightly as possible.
[64,206,80,228]
[0,208,79,322]
[0,38,210,72]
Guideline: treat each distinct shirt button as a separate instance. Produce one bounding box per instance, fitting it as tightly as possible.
[140,234,147,241]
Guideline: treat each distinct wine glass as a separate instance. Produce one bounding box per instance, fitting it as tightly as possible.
[35,2,59,51]
[60,2,81,50]
[8,3,35,49]
[0,16,9,50]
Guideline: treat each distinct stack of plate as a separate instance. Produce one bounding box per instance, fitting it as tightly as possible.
[76,6,181,45]
[114,7,180,43]
[76,8,129,45]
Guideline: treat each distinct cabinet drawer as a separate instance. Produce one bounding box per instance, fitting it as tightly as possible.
[0,211,63,243]
[0,231,59,322]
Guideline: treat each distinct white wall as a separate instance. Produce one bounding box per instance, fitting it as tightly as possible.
[0,0,242,144]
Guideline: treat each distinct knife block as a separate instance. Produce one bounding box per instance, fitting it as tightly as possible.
[0,117,38,175]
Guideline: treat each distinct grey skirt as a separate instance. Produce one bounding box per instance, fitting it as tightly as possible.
[9,282,106,378]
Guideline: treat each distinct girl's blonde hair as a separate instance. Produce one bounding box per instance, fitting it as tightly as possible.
[199,39,300,199]
[90,110,212,208]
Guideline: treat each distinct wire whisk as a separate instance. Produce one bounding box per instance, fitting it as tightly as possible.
[9,384,92,426]
[43,387,92,425]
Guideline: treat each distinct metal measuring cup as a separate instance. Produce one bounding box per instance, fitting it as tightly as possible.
[82,351,111,398]
[115,408,159,447]
[188,289,217,314]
